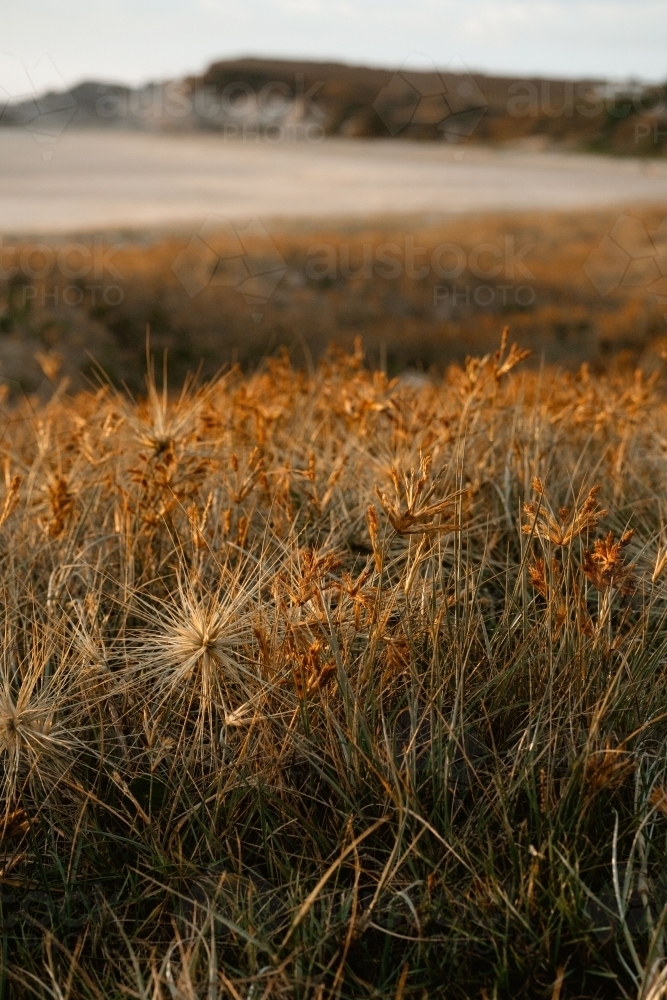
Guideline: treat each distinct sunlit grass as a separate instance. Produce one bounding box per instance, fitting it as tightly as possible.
[4,333,667,997]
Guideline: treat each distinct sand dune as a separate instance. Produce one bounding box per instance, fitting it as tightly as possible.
[0,127,666,233]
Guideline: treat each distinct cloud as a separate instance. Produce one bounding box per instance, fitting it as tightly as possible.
[2,0,665,92]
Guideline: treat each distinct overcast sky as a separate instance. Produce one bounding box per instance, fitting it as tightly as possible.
[1,0,666,96]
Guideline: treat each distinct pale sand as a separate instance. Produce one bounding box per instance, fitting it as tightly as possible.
[1,128,666,234]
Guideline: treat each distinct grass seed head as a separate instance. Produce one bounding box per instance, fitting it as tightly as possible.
[582,530,636,595]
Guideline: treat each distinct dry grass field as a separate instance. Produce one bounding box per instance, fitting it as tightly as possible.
[1,205,667,395]
[4,332,667,997]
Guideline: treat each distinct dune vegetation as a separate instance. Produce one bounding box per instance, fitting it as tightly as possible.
[3,206,666,396]
[4,332,667,997]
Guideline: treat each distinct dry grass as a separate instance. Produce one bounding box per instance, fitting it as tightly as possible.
[4,334,667,996]
[2,206,667,395]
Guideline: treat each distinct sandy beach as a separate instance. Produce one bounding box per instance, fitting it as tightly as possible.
[1,127,666,233]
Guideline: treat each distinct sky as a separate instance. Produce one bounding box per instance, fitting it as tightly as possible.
[1,0,666,97]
